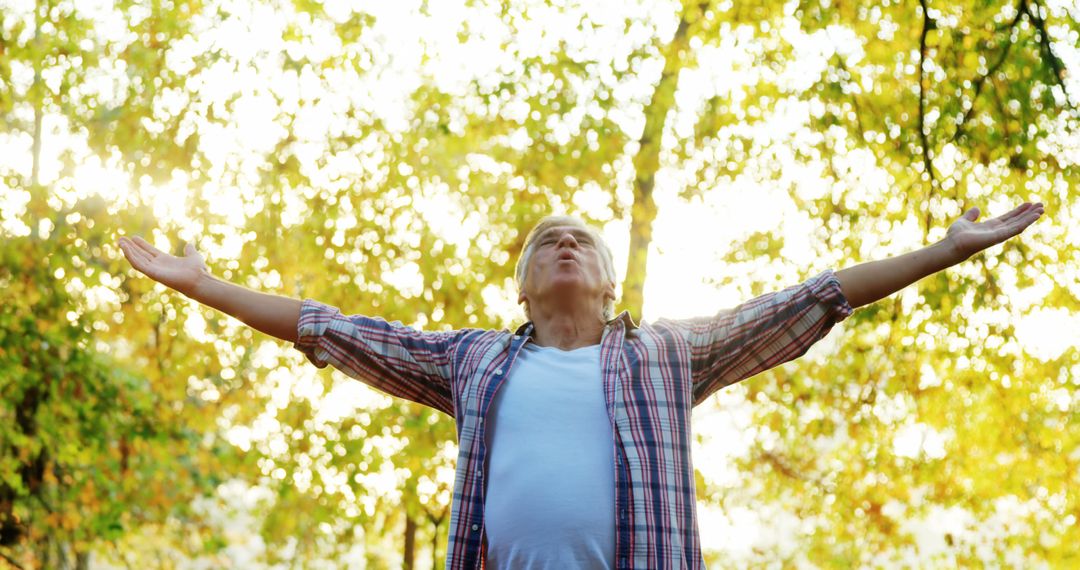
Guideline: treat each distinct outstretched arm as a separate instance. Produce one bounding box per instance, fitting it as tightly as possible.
[118,234,462,414]
[834,202,1045,309]
[118,235,302,343]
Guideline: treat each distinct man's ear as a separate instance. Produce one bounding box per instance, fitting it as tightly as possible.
[604,281,616,303]
[518,290,530,320]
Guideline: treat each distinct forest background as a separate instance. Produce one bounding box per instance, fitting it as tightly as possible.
[1,0,1078,568]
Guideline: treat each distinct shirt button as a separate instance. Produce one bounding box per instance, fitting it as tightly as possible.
[471,524,479,531]
[494,369,503,375]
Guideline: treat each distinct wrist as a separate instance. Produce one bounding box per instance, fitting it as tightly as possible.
[185,271,216,301]
[939,235,971,265]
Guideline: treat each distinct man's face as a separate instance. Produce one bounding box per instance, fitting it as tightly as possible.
[517,225,615,314]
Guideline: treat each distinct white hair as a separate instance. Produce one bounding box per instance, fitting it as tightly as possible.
[514,215,617,321]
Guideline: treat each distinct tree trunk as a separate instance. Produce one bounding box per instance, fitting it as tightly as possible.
[7,0,51,544]
[620,3,705,317]
[31,0,43,190]
[403,513,416,570]
[426,506,446,570]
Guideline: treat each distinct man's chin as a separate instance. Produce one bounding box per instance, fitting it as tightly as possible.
[544,281,600,303]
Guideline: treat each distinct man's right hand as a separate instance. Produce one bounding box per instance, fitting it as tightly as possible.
[117,234,302,343]
[118,235,210,295]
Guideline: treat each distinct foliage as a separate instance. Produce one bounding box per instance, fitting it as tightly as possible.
[0,0,1077,567]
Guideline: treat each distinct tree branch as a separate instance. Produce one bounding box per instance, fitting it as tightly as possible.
[988,76,1022,169]
[622,1,709,317]
[917,0,938,239]
[110,540,134,570]
[30,0,43,190]
[758,449,828,488]
[949,0,1026,144]
[1024,0,1076,109]
[0,549,25,570]
[831,57,868,137]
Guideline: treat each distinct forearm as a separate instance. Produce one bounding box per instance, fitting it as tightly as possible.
[185,274,302,343]
[834,238,964,309]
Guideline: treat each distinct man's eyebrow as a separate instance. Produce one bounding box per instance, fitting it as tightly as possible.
[538,227,592,241]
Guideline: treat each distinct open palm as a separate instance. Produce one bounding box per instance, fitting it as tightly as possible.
[118,235,210,294]
[945,202,1045,260]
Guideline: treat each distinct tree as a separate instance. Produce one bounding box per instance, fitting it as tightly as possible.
[2,0,1076,566]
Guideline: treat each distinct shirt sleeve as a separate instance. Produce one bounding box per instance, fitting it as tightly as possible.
[292,298,462,416]
[660,269,854,406]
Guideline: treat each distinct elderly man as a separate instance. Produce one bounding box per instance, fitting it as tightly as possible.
[118,201,1044,569]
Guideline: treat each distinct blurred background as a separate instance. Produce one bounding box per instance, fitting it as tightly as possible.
[1,0,1077,567]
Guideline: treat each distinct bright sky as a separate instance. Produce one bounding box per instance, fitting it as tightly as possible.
[2,0,1078,566]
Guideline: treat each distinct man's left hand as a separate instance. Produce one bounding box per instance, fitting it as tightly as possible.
[945,202,1046,261]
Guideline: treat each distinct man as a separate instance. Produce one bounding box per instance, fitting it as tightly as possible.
[117,201,1045,569]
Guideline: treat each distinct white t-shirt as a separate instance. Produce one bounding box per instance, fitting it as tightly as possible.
[483,341,615,569]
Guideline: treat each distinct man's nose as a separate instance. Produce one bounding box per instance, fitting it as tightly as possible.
[556,232,579,248]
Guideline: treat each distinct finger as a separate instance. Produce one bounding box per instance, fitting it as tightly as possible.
[118,237,136,258]
[184,243,196,256]
[994,204,1031,225]
[1012,203,1044,223]
[1024,206,1045,226]
[130,235,163,257]
[120,241,150,270]
[1005,207,1043,234]
[962,207,980,221]
[126,241,154,268]
[130,235,160,256]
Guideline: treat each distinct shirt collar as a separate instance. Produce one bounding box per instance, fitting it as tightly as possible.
[512,310,639,337]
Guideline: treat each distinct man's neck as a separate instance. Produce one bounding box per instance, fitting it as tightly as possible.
[528,308,605,351]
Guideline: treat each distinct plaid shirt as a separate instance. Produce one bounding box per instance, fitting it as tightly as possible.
[294,269,854,569]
